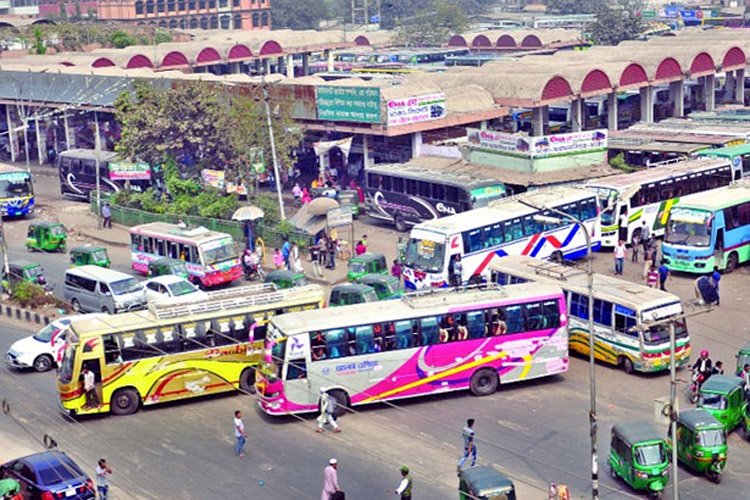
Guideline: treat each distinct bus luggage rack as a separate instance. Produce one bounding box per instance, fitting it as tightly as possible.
[529,260,586,281]
[149,283,286,319]
[403,282,505,307]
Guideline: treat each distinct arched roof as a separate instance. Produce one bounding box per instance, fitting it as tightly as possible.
[472,35,492,48]
[161,51,190,68]
[259,40,283,56]
[353,35,370,46]
[126,55,154,69]
[521,35,542,48]
[496,35,515,48]
[196,47,221,65]
[448,35,467,47]
[228,44,253,60]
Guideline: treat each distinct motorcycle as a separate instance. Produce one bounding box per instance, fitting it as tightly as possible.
[243,262,265,281]
[689,368,707,404]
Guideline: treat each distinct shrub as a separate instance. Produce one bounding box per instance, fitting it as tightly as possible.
[12,282,52,309]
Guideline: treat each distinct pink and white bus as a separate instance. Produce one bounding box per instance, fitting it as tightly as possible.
[129,222,242,288]
[255,282,569,415]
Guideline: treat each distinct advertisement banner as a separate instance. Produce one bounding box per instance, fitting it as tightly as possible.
[316,86,381,123]
[201,169,225,189]
[386,93,446,126]
[467,128,607,157]
[108,161,151,181]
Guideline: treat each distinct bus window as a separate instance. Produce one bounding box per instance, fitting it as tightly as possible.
[406,179,417,196]
[614,306,637,337]
[355,326,375,355]
[569,292,588,319]
[418,181,431,198]
[463,228,483,254]
[504,305,524,334]
[286,359,307,380]
[466,311,485,339]
[167,241,179,259]
[156,240,165,256]
[102,334,123,364]
[593,299,613,327]
[311,331,326,360]
[486,223,503,247]
[446,186,460,203]
[432,183,446,200]
[393,177,404,193]
[130,234,140,251]
[325,329,347,359]
[523,302,545,331]
[142,237,153,254]
[523,215,540,237]
[420,317,439,345]
[394,320,413,349]
[542,300,560,328]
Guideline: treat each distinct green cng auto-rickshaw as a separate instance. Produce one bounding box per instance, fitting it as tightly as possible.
[359,273,403,300]
[264,269,308,289]
[736,341,750,375]
[25,221,67,252]
[328,283,379,307]
[697,375,748,432]
[668,409,727,483]
[1,260,50,292]
[147,257,189,279]
[69,245,110,268]
[458,465,516,500]
[609,421,669,498]
[347,252,388,282]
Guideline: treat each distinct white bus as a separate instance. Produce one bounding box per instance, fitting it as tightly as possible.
[489,256,691,374]
[585,157,734,247]
[401,186,600,290]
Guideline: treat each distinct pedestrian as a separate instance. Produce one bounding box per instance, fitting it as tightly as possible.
[361,234,368,251]
[643,237,656,277]
[631,231,640,263]
[646,264,659,288]
[391,259,402,282]
[234,410,247,457]
[355,240,366,256]
[282,238,291,270]
[640,220,650,254]
[658,260,670,291]
[711,266,721,306]
[291,242,303,273]
[95,458,113,500]
[394,466,412,500]
[292,182,303,204]
[101,202,112,229]
[450,255,463,287]
[302,187,312,204]
[327,235,337,270]
[741,364,750,397]
[273,248,284,270]
[316,388,341,433]
[618,209,629,243]
[711,361,724,376]
[82,366,99,409]
[457,418,477,473]
[613,240,626,275]
[321,458,341,500]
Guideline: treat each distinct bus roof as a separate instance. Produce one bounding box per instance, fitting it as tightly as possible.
[130,222,232,244]
[271,282,563,335]
[488,255,682,313]
[700,142,750,159]
[366,159,504,189]
[68,284,326,338]
[671,180,750,212]
[58,149,119,162]
[411,186,594,235]
[585,157,731,191]
[0,163,30,174]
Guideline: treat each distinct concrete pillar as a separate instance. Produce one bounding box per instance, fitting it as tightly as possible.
[669,80,684,117]
[326,50,334,72]
[277,56,285,75]
[254,59,261,73]
[607,92,618,131]
[229,61,241,74]
[479,120,488,130]
[62,110,73,149]
[6,105,17,162]
[35,117,46,165]
[542,105,549,133]
[411,131,422,158]
[302,53,310,76]
[285,54,294,78]
[704,74,716,111]
[532,106,544,137]
[571,98,582,132]
[263,58,271,75]
[640,86,654,123]
[725,71,736,103]
[735,68,746,103]
[362,134,370,169]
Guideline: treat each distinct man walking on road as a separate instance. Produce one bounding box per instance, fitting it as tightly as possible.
[95,458,113,500]
[101,203,112,229]
[457,418,477,473]
[316,388,341,433]
[613,240,626,275]
[658,260,670,291]
[234,410,247,457]
[321,458,341,500]
[394,466,412,500]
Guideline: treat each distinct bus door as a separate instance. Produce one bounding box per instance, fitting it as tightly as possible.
[283,333,311,405]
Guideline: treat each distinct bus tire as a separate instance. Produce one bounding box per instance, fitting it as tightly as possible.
[328,389,349,418]
[620,356,635,374]
[111,387,140,416]
[71,299,82,312]
[470,369,498,396]
[239,368,256,394]
[725,252,739,273]
[394,215,407,233]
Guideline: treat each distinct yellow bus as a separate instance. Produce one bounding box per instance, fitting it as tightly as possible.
[56,283,325,416]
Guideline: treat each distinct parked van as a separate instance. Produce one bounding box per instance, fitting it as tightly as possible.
[63,265,146,314]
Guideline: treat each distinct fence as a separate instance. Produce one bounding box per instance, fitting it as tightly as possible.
[91,200,314,251]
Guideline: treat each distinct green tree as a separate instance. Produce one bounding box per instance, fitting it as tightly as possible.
[394,1,469,46]
[271,0,329,29]
[31,28,47,55]
[109,29,138,48]
[545,0,598,14]
[589,1,644,46]
[153,30,172,44]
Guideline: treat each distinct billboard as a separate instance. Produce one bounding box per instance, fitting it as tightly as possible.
[316,86,381,123]
[108,161,151,181]
[467,128,607,157]
[386,93,446,126]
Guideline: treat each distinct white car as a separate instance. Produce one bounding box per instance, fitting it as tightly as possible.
[5,318,71,372]
[143,275,207,303]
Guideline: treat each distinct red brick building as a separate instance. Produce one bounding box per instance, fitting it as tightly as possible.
[96,0,270,30]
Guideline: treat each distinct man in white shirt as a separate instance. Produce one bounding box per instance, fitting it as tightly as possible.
[95,458,113,500]
[82,367,99,409]
[395,466,412,500]
[234,410,247,457]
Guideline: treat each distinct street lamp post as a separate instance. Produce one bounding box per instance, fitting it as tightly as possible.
[533,210,597,499]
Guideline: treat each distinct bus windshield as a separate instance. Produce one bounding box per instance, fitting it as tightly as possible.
[665,210,712,247]
[470,184,505,208]
[643,319,687,345]
[58,344,76,383]
[0,172,32,198]
[634,443,666,466]
[404,238,445,273]
[201,238,236,265]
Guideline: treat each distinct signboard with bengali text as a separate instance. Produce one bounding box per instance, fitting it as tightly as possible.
[386,93,446,126]
[108,161,151,181]
[316,86,381,124]
[326,207,354,228]
[467,128,607,157]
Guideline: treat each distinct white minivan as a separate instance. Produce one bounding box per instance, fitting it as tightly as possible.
[63,265,146,314]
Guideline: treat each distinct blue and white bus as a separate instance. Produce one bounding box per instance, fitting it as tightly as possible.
[0,163,33,217]
[402,186,600,289]
[662,181,750,273]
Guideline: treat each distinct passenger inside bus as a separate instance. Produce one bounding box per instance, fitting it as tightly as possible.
[312,332,326,361]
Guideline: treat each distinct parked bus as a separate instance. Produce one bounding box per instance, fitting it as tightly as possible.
[662,181,750,273]
[489,256,691,374]
[256,282,568,415]
[585,157,734,247]
[129,222,241,288]
[58,149,152,200]
[401,186,599,289]
[0,163,33,217]
[365,160,508,232]
[56,284,326,416]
